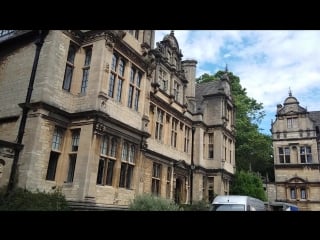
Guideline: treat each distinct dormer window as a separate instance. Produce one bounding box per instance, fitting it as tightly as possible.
[287,117,297,129]
[174,81,180,101]
[159,68,168,91]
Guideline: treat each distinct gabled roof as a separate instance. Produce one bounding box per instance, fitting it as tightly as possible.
[309,111,320,126]
[195,81,221,112]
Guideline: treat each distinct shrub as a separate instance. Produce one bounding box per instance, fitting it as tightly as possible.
[0,187,70,211]
[128,194,181,211]
[180,200,211,211]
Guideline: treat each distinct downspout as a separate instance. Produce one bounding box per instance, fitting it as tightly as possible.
[6,30,49,194]
[190,127,195,204]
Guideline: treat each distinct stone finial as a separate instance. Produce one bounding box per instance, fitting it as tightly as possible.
[289,87,292,97]
[170,30,174,36]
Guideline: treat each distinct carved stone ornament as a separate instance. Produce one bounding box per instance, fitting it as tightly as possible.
[140,137,148,150]
[95,122,108,133]
[0,146,14,158]
[115,30,126,39]
[151,82,160,93]
[105,36,115,49]
[104,63,109,73]
[142,115,150,131]
[143,52,156,78]
[100,100,107,111]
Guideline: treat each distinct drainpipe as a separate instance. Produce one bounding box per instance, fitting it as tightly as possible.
[190,127,195,204]
[170,163,174,201]
[6,30,49,194]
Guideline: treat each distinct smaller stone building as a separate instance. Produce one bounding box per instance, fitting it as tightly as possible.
[271,91,320,210]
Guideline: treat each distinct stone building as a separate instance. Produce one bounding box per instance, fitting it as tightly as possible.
[0,30,235,209]
[271,90,320,210]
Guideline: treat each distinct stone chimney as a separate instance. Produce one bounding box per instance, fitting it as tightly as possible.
[182,59,197,98]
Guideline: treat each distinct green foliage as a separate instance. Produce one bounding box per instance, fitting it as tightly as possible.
[230,170,267,201]
[196,73,217,83]
[0,187,71,211]
[128,194,181,211]
[180,200,210,211]
[236,132,274,181]
[213,70,265,127]
[196,71,274,181]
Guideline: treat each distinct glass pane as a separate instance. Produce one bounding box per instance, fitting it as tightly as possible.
[66,154,77,182]
[67,45,76,63]
[279,148,283,154]
[106,159,114,186]
[84,48,92,66]
[285,148,290,155]
[46,152,59,180]
[96,159,105,184]
[122,142,128,161]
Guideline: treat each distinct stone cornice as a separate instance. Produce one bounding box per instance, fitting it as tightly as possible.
[20,102,150,139]
[272,136,317,141]
[144,149,179,165]
[115,38,147,72]
[275,163,320,169]
[150,93,192,125]
[276,181,320,185]
[62,30,84,45]
[0,139,23,151]
[0,115,19,123]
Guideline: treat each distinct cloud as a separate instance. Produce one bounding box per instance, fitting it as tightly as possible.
[155,30,320,134]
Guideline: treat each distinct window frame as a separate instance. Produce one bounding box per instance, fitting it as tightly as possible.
[62,43,78,91]
[152,162,161,196]
[108,53,126,102]
[279,146,291,163]
[128,66,142,111]
[171,118,178,148]
[119,141,136,189]
[208,133,214,159]
[46,127,65,181]
[80,46,92,94]
[155,108,164,141]
[173,81,180,102]
[66,129,80,183]
[96,135,117,186]
[184,126,190,153]
[300,146,312,163]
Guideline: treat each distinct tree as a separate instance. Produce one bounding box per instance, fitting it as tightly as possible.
[230,170,267,201]
[196,71,274,181]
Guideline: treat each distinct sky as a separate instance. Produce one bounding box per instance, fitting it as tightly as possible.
[155,30,320,135]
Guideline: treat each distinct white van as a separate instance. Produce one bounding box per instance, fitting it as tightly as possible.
[211,195,266,211]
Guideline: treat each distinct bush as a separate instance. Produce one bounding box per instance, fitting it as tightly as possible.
[180,200,211,211]
[128,194,181,211]
[0,187,71,211]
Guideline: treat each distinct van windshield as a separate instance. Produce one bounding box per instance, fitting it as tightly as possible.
[212,204,245,211]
